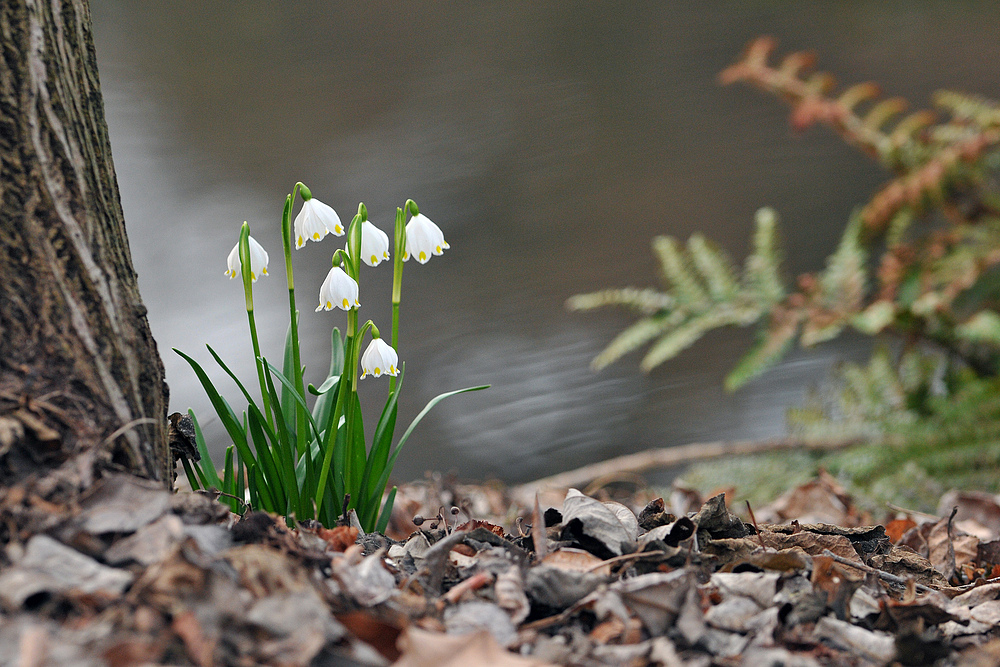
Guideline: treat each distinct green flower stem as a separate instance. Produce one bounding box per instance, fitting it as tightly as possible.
[389,205,406,394]
[281,183,307,455]
[312,307,352,520]
[342,211,365,506]
[238,223,274,430]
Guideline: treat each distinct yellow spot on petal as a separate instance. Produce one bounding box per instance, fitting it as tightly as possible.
[326,301,333,309]
[342,298,349,308]
[335,225,343,234]
[250,272,257,281]
[419,251,427,261]
[390,365,396,374]
[312,232,320,240]
[371,255,377,264]
[297,235,304,246]
[373,367,381,376]
[435,245,442,253]
[403,252,409,260]
[262,268,268,275]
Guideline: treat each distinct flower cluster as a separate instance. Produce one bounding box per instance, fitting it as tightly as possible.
[227,195,450,380]
[182,182,485,534]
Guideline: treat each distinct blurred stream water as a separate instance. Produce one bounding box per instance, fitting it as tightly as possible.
[90,2,1000,483]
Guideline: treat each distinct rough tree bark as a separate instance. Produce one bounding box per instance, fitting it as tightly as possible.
[0,0,170,488]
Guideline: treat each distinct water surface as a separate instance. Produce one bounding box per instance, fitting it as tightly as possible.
[90,2,1000,482]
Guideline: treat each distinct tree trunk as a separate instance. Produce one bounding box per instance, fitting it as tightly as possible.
[0,0,170,488]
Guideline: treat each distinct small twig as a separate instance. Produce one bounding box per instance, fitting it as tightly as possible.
[886,503,939,521]
[443,571,493,604]
[420,528,469,593]
[531,493,547,559]
[586,550,668,573]
[746,500,766,550]
[820,549,934,594]
[102,417,158,446]
[513,436,860,501]
[945,506,959,583]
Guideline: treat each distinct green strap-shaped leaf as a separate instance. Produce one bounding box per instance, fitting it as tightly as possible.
[205,345,257,410]
[263,362,303,519]
[187,409,222,490]
[375,486,398,535]
[246,405,284,513]
[367,384,489,522]
[174,349,249,468]
[279,319,300,447]
[359,367,404,528]
[263,362,325,449]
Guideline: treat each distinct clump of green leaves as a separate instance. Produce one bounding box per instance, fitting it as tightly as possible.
[572,37,1000,392]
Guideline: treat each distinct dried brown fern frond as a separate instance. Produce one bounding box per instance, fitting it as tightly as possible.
[721,37,1000,233]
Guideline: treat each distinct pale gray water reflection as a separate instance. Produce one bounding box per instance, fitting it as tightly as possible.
[90,2,1000,482]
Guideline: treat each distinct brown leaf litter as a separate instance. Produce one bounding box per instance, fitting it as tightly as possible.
[5,470,1000,665]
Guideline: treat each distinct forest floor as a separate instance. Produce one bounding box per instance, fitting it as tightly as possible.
[3,465,1000,666]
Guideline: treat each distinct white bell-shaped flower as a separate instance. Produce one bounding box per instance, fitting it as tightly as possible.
[360,221,391,267]
[315,266,360,312]
[360,337,399,379]
[224,235,269,282]
[294,198,344,249]
[403,213,449,264]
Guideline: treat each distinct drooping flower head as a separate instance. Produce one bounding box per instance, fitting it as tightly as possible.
[225,235,269,282]
[360,220,390,267]
[403,213,449,264]
[294,197,344,249]
[315,266,360,312]
[360,337,399,379]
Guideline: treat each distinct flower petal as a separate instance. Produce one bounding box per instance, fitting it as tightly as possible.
[360,221,391,267]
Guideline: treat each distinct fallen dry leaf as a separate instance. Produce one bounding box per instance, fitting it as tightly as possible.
[394,628,555,667]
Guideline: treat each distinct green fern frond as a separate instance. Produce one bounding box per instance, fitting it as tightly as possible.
[800,321,845,347]
[639,310,733,372]
[724,311,800,391]
[688,234,739,300]
[933,90,1000,127]
[884,209,915,248]
[566,288,674,314]
[590,315,675,371]
[956,311,1000,345]
[743,207,785,305]
[819,213,867,314]
[652,236,709,305]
